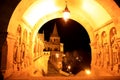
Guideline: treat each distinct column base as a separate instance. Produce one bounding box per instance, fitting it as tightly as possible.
[3,68,13,79]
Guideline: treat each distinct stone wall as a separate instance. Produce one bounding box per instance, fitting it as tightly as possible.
[92,19,120,76]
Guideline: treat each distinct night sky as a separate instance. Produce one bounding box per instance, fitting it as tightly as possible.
[39,18,91,52]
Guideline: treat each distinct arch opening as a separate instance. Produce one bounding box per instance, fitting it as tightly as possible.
[38,18,91,75]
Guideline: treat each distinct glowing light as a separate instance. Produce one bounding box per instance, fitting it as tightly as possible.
[76,57,79,60]
[68,65,71,70]
[63,54,66,57]
[63,1,70,21]
[56,53,59,58]
[63,12,70,21]
[85,69,91,75]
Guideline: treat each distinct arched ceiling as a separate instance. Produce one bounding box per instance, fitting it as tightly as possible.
[22,0,111,30]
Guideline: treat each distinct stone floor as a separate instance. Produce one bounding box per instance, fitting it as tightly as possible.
[5,76,120,80]
[45,61,64,76]
[4,62,120,80]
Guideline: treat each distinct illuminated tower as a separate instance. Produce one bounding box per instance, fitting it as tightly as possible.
[49,23,60,51]
[49,23,63,69]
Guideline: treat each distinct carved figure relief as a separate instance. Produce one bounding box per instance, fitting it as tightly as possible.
[95,34,101,66]
[101,31,109,68]
[13,25,23,71]
[110,28,119,66]
[17,25,22,45]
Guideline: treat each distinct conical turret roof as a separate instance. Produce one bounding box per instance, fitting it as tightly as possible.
[51,23,59,37]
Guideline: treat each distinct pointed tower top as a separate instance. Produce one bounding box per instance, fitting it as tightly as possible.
[51,23,59,37]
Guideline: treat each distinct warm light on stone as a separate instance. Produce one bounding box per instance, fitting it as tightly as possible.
[82,0,111,28]
[23,0,59,27]
[85,69,91,75]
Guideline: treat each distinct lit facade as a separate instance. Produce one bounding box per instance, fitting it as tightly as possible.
[42,23,64,70]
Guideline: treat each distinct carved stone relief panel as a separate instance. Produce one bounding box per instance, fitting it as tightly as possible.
[110,27,119,71]
[16,24,22,45]
[101,31,109,68]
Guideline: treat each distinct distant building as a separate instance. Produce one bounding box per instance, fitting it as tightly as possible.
[39,23,64,69]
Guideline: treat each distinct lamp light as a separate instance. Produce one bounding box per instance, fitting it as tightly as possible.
[56,53,59,58]
[85,69,91,75]
[63,1,70,21]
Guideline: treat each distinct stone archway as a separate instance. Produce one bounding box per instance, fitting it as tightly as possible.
[2,0,120,78]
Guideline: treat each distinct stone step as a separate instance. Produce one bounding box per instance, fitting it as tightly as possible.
[6,76,120,80]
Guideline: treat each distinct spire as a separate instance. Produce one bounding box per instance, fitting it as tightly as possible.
[51,23,59,37]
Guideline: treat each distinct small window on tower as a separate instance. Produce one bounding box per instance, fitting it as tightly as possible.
[54,48,58,51]
[114,0,120,7]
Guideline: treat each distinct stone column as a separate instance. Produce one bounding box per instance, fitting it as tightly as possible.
[4,33,16,78]
[90,41,96,75]
[108,35,113,71]
[29,34,34,66]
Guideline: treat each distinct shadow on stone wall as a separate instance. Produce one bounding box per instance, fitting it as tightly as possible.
[0,0,20,79]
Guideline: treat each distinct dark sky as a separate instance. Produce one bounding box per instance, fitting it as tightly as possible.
[39,18,91,53]
[0,0,20,32]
